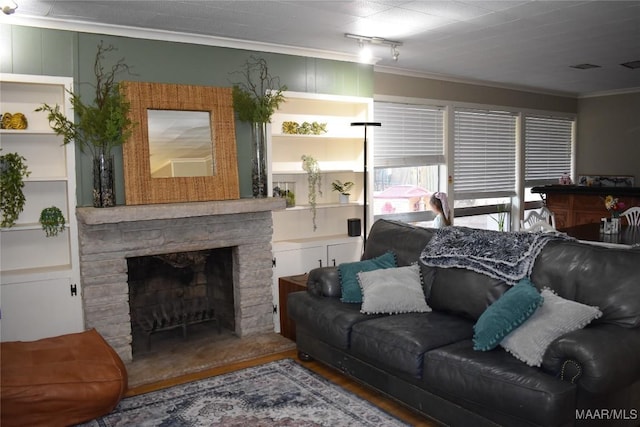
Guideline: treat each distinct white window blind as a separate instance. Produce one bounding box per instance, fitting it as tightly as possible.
[373,102,444,167]
[525,116,573,186]
[454,109,517,198]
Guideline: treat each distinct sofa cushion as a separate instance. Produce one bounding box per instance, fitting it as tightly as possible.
[350,312,473,378]
[339,251,397,303]
[473,278,543,351]
[362,219,435,266]
[358,264,431,315]
[531,240,640,328]
[428,267,510,320]
[501,288,602,367]
[423,340,576,427]
[287,291,383,349]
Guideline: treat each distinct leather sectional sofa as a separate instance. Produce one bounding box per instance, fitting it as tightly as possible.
[288,219,640,426]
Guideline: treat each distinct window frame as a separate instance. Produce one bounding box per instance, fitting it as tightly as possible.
[372,95,576,229]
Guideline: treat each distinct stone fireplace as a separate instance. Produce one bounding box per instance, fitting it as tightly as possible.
[76,198,284,362]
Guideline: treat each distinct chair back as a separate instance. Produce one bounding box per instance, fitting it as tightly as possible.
[622,207,640,226]
[521,220,557,233]
[521,207,556,229]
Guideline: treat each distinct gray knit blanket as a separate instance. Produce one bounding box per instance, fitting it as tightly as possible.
[420,226,571,285]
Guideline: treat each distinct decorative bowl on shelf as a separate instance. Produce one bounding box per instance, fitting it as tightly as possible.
[1,112,28,130]
[281,121,327,135]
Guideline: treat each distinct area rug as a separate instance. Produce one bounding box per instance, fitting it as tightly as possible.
[78,358,409,426]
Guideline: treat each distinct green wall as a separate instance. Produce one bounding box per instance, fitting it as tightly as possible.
[1,24,374,205]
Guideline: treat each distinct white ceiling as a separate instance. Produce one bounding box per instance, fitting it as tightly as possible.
[5,0,640,97]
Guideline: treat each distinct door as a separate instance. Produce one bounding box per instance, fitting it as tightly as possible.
[326,240,363,267]
[0,278,84,342]
[271,245,325,332]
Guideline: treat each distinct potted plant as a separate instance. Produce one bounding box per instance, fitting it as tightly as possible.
[273,182,296,208]
[302,155,322,231]
[39,206,66,237]
[0,150,30,228]
[331,180,354,204]
[36,41,134,207]
[231,55,287,197]
[490,203,508,231]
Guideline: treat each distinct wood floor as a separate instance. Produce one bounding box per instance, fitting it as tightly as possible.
[126,349,438,426]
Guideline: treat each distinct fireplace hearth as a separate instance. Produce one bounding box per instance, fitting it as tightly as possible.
[76,199,285,362]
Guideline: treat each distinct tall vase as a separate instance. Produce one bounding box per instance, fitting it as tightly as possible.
[251,122,268,198]
[93,153,115,207]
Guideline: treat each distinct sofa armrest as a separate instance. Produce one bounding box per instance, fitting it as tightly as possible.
[307,266,340,298]
[543,324,640,394]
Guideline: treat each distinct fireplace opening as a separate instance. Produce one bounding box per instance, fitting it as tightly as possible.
[127,247,235,357]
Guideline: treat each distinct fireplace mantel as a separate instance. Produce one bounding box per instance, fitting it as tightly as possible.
[77,198,285,225]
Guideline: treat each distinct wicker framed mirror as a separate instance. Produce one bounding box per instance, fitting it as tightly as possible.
[122,81,239,205]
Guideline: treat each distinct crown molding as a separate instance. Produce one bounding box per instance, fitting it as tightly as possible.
[578,87,640,99]
[1,14,368,64]
[373,65,578,98]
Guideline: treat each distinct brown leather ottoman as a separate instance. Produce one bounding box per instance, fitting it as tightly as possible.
[1,329,128,427]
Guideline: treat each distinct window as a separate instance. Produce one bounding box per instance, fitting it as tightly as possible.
[524,115,574,187]
[371,99,575,231]
[453,109,517,199]
[374,102,444,167]
[373,102,445,224]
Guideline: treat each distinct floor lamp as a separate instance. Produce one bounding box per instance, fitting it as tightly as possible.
[350,122,381,247]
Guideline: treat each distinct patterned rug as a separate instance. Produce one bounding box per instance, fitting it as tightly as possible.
[78,358,409,426]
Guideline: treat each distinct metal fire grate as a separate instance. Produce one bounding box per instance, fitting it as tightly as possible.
[134,297,220,350]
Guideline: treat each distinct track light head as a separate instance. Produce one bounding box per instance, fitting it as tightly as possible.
[1,0,17,15]
[391,45,400,61]
[345,33,402,62]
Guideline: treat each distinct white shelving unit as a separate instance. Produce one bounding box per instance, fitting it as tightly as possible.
[269,91,372,332]
[0,73,83,341]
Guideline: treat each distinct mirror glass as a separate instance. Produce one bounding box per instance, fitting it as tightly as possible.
[147,109,214,178]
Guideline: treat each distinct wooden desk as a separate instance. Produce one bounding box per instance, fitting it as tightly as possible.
[278,274,308,341]
[560,223,640,248]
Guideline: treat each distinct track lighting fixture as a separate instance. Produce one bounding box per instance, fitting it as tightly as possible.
[391,45,400,61]
[1,0,17,15]
[345,33,402,62]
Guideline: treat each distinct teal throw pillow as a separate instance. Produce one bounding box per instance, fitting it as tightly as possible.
[473,278,543,351]
[339,251,397,303]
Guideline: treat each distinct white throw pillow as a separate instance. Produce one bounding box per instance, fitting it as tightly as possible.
[500,288,602,367]
[357,264,431,315]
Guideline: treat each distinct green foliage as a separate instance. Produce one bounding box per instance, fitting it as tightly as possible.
[490,203,508,231]
[331,180,354,195]
[0,150,31,228]
[302,155,322,231]
[231,56,287,123]
[35,41,135,157]
[39,206,66,237]
[273,185,296,208]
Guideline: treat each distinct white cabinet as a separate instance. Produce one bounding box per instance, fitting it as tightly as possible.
[0,73,83,341]
[271,236,363,332]
[327,240,363,267]
[0,278,83,341]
